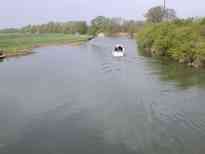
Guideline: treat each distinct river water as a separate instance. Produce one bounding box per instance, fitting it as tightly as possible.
[0,37,205,154]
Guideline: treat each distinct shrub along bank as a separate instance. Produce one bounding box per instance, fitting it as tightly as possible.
[137,19,205,68]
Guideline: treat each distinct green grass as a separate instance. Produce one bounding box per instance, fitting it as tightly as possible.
[0,33,90,54]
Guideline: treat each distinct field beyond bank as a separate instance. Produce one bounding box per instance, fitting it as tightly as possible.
[0,33,90,56]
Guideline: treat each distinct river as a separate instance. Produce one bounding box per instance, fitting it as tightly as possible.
[0,37,205,154]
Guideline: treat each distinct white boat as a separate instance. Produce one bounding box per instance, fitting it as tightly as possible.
[112,44,125,57]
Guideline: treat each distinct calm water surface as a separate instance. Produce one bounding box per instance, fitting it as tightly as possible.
[0,37,205,154]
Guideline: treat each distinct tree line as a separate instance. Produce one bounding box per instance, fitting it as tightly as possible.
[21,21,88,34]
[138,6,205,68]
[0,5,178,35]
[0,18,144,36]
[88,16,144,36]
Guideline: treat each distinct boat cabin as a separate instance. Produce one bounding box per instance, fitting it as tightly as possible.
[114,45,124,52]
[112,44,125,57]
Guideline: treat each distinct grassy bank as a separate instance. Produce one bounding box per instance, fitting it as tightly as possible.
[0,33,91,56]
[137,19,205,68]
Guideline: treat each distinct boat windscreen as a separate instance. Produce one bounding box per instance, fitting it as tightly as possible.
[114,46,123,51]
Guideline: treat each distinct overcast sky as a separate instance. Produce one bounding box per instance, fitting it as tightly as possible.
[0,0,204,28]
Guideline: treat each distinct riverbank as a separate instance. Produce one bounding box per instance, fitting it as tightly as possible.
[137,19,205,68]
[0,33,91,57]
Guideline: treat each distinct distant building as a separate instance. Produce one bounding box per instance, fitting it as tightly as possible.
[97,33,105,37]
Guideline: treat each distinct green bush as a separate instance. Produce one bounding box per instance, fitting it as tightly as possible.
[137,19,205,68]
[168,27,198,62]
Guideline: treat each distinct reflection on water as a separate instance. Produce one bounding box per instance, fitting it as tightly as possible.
[0,37,205,154]
[0,59,5,63]
[146,57,205,89]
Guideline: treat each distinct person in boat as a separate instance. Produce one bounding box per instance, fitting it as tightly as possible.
[114,46,118,51]
[118,46,123,51]
[114,45,123,52]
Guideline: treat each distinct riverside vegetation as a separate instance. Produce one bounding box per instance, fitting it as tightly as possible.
[137,6,205,68]
[0,33,90,56]
[1,6,205,69]
[0,18,142,56]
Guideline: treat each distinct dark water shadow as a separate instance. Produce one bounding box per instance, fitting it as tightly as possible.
[139,51,205,89]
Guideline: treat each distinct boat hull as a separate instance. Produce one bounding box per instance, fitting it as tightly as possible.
[112,51,124,57]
